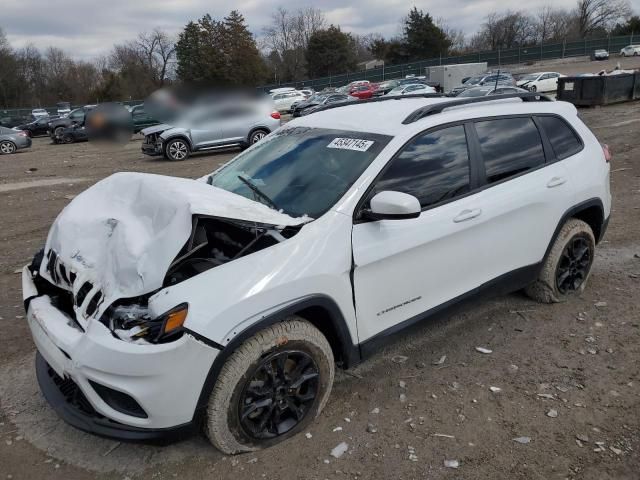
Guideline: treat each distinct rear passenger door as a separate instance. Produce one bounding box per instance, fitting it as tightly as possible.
[469,116,572,280]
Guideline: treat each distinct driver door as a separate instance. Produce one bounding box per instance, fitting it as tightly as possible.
[352,124,490,342]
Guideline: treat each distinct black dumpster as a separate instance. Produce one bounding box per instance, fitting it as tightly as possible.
[557,72,640,106]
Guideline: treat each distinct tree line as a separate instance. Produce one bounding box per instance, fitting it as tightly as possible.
[0,0,637,109]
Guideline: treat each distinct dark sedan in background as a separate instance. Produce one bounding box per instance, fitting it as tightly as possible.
[291,93,352,117]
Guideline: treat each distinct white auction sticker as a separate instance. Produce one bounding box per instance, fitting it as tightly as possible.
[327,137,374,152]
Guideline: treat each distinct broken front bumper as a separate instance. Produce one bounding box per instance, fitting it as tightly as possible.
[22,266,218,443]
[141,136,163,156]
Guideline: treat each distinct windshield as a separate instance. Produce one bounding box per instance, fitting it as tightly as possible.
[209,127,392,218]
[521,73,539,81]
[465,76,482,84]
[388,87,404,94]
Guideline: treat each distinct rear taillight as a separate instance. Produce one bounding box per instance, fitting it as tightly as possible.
[601,143,611,163]
[270,111,281,120]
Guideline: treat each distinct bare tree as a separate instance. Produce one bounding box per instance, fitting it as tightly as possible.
[574,0,632,36]
[136,28,176,86]
[474,11,536,49]
[436,18,465,53]
[262,7,326,81]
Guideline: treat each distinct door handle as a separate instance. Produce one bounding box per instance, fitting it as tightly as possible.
[453,208,482,223]
[547,176,567,188]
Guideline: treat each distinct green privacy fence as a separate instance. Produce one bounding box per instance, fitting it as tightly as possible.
[261,34,637,91]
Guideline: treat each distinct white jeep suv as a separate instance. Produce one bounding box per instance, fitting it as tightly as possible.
[22,92,611,453]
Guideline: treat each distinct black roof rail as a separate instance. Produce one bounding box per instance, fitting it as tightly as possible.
[305,92,447,116]
[401,92,553,124]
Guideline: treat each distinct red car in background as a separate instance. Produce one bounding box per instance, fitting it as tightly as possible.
[349,84,376,99]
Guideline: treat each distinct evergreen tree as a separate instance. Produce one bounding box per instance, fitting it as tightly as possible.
[175,21,205,83]
[223,10,268,85]
[403,7,451,61]
[305,25,358,77]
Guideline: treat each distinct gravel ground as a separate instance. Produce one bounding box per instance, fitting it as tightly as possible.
[0,98,639,480]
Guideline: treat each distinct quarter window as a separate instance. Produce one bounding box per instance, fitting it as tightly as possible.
[372,125,471,208]
[475,117,545,184]
[536,115,582,160]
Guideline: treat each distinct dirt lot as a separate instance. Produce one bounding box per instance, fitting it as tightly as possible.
[1,99,639,480]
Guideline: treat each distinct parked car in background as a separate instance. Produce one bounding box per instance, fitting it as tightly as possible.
[269,87,296,95]
[59,124,88,144]
[457,86,529,97]
[130,104,159,133]
[299,88,315,97]
[48,106,94,140]
[15,116,51,137]
[516,72,564,92]
[141,101,281,161]
[273,91,307,113]
[386,83,436,96]
[450,72,515,95]
[373,79,400,96]
[56,102,71,116]
[620,45,640,56]
[591,49,609,61]
[299,95,356,116]
[0,116,30,128]
[0,126,32,154]
[31,108,49,118]
[349,84,376,99]
[291,93,352,117]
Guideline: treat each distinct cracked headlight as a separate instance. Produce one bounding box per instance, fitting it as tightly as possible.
[103,303,188,344]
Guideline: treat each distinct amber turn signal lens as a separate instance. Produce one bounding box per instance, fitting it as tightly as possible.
[163,306,188,334]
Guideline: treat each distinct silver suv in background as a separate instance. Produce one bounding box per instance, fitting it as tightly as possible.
[141,99,281,161]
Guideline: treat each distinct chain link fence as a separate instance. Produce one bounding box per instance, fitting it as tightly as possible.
[261,34,637,92]
[1,100,144,122]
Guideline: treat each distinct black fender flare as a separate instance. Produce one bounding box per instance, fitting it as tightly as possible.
[542,198,606,264]
[188,295,359,426]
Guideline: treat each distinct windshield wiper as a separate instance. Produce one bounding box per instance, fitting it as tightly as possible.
[237,175,280,211]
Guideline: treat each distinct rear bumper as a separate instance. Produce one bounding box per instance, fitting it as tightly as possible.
[23,267,218,441]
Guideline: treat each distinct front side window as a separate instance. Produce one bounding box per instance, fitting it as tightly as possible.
[370,125,471,208]
[209,127,392,218]
[475,117,545,184]
[536,115,582,160]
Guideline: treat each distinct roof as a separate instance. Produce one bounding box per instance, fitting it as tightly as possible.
[289,95,577,137]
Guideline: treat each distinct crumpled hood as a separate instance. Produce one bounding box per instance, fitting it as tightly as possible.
[140,123,171,135]
[42,172,304,302]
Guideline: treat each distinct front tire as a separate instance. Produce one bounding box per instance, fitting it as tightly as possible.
[205,318,334,454]
[164,138,190,161]
[525,218,595,303]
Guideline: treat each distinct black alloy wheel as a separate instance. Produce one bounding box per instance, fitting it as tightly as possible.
[555,235,592,294]
[238,350,319,440]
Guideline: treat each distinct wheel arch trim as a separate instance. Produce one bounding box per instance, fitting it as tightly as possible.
[190,294,358,426]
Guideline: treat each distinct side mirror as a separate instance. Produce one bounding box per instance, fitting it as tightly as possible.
[364,191,421,221]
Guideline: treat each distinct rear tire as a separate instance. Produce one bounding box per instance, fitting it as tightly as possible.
[205,318,334,454]
[164,138,190,161]
[249,129,269,145]
[525,219,595,303]
[0,140,16,154]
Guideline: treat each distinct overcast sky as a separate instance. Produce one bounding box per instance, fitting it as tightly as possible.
[2,0,638,60]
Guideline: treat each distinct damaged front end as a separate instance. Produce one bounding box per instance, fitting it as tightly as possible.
[96,215,301,344]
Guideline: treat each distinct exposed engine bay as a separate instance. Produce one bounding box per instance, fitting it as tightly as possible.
[99,215,300,344]
[164,215,299,286]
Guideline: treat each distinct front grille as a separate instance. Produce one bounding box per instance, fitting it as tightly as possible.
[47,365,98,417]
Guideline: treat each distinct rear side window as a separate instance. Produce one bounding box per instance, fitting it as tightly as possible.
[372,125,470,208]
[475,117,545,184]
[536,115,582,160]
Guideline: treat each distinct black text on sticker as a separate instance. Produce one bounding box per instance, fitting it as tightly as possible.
[327,138,374,152]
